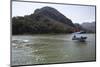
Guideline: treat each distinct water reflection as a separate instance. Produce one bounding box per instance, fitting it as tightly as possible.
[74,41,87,46]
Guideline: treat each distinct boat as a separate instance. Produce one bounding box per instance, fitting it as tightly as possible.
[72,31,87,42]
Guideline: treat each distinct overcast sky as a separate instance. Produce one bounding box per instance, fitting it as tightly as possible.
[12,1,96,24]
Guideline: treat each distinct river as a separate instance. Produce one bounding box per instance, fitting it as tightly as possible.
[11,34,96,66]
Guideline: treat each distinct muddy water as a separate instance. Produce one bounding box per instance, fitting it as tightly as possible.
[11,34,96,65]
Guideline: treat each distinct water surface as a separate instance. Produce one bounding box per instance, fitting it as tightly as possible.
[11,34,96,65]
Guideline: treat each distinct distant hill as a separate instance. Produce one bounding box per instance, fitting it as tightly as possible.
[74,22,96,33]
[12,6,75,34]
[81,22,96,33]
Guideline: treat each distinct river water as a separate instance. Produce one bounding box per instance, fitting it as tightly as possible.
[11,34,96,66]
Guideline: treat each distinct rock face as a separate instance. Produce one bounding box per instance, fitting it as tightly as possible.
[12,6,75,34]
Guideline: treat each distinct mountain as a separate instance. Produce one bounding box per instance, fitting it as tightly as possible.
[81,22,96,33]
[12,6,75,34]
[74,22,96,33]
[33,6,75,27]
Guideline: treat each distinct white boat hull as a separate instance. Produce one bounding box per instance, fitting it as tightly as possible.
[72,36,87,42]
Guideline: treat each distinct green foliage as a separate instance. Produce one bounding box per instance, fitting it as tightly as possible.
[12,16,74,34]
[12,7,75,35]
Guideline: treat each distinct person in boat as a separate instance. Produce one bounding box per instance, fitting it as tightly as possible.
[73,35,76,38]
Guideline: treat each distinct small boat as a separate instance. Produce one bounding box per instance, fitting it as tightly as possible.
[72,31,87,42]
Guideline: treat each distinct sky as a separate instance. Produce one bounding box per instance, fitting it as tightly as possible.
[12,1,96,24]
